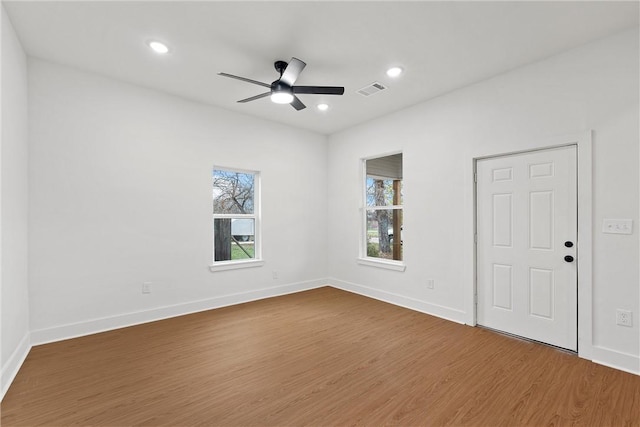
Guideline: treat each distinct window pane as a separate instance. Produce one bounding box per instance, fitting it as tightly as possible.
[366,177,402,207]
[213,170,254,214]
[214,218,255,261]
[366,153,402,179]
[366,209,403,261]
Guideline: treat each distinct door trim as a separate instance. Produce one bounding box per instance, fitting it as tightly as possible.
[466,131,593,360]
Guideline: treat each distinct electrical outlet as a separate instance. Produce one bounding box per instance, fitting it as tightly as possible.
[427,279,435,289]
[272,271,278,280]
[616,309,632,327]
[142,282,152,294]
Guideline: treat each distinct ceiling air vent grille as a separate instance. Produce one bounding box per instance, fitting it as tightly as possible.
[357,81,387,97]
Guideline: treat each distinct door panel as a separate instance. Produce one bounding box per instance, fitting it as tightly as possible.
[493,264,513,310]
[493,194,513,247]
[529,191,553,249]
[476,146,577,351]
[529,267,553,319]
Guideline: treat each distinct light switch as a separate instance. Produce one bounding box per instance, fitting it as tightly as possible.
[602,219,633,235]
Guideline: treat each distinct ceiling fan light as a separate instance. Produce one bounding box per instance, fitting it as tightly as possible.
[271,91,294,104]
[317,103,329,111]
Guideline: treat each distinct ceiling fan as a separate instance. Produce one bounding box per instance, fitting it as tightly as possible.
[218,57,344,111]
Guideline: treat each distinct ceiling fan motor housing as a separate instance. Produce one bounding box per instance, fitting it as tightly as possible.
[272,80,292,94]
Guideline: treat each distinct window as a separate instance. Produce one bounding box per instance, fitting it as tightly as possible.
[211,168,261,269]
[362,153,404,268]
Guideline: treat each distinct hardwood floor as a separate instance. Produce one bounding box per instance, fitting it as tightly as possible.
[2,287,639,426]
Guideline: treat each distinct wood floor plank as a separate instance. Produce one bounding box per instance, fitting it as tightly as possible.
[2,287,639,426]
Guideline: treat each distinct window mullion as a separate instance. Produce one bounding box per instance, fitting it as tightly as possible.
[365,205,403,211]
[212,213,256,219]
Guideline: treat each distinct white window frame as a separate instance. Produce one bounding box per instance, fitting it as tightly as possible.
[358,153,406,272]
[209,167,264,272]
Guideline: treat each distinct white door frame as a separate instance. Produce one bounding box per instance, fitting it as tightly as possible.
[465,131,593,360]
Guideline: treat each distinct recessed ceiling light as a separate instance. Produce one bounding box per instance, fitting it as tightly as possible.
[317,103,329,111]
[148,40,170,54]
[386,66,403,78]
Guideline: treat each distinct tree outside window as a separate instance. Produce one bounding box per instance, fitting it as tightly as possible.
[213,169,259,263]
[364,154,403,261]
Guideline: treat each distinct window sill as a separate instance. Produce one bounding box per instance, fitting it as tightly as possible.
[209,259,265,272]
[357,257,406,272]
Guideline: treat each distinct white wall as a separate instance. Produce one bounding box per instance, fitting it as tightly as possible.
[1,5,30,398]
[328,28,639,373]
[27,59,328,342]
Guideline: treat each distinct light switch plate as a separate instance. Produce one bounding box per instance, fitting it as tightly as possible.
[602,219,633,235]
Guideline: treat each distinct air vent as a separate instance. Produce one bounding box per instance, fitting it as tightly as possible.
[356,81,387,97]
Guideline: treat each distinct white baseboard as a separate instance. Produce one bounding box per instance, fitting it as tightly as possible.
[1,332,32,402]
[31,279,328,346]
[328,278,466,324]
[591,345,640,375]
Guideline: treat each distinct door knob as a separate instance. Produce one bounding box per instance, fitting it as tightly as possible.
[564,255,574,262]
[564,241,574,248]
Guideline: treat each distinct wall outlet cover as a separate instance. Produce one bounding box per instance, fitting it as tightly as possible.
[616,309,632,327]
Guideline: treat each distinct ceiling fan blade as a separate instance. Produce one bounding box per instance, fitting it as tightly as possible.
[290,95,306,111]
[293,86,345,95]
[218,72,271,88]
[237,92,271,103]
[280,57,306,86]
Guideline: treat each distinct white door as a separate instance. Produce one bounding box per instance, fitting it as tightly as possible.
[476,146,577,351]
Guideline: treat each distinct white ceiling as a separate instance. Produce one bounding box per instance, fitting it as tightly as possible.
[4,1,639,135]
